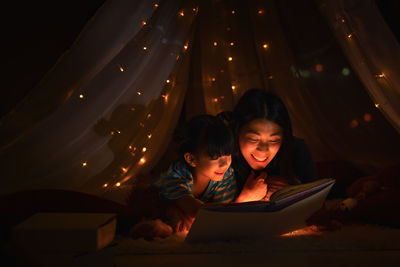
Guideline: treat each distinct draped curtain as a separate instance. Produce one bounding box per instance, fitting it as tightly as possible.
[1,0,399,197]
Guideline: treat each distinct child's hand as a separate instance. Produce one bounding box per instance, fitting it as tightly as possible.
[165,203,195,233]
[235,171,268,202]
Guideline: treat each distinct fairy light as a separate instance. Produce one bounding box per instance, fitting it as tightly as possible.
[263,43,269,49]
[184,44,188,50]
[179,10,184,16]
[341,18,345,23]
[231,85,236,90]
[115,182,121,187]
[139,122,144,127]
[128,145,133,150]
[137,90,142,96]
[258,9,264,15]
[147,133,152,139]
[161,94,169,103]
[82,162,87,167]
[154,3,159,8]
[213,98,219,103]
[103,183,108,188]
[147,113,152,119]
[376,73,385,78]
[347,33,353,38]
[228,56,233,61]
[375,103,380,108]
[143,46,148,50]
[213,41,218,47]
[119,65,124,72]
[231,10,235,14]
[142,21,147,26]
[363,113,372,122]
[166,79,170,83]
[315,64,323,72]
[79,94,84,99]
[121,167,128,173]
[139,157,146,165]
[211,77,216,82]
[142,147,147,152]
[230,42,234,46]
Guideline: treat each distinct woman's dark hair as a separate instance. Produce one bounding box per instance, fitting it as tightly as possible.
[231,88,295,188]
[179,114,233,159]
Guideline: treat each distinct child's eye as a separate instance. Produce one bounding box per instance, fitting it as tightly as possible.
[247,138,258,143]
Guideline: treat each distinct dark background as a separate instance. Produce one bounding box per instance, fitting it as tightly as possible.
[1,0,399,118]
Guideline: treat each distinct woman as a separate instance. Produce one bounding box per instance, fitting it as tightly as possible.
[218,88,318,202]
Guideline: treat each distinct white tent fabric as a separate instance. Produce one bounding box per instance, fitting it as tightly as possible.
[1,0,399,197]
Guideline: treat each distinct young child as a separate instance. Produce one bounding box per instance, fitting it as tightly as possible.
[128,114,238,238]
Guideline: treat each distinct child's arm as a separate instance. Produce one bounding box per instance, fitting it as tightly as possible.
[166,195,204,232]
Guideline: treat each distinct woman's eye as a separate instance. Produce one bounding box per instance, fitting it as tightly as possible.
[269,140,281,144]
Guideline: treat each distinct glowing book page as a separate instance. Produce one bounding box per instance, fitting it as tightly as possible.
[186,179,335,242]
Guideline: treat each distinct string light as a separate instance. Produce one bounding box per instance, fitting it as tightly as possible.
[211,77,216,82]
[263,43,269,49]
[137,90,142,96]
[79,94,84,99]
[130,107,136,111]
[230,42,234,46]
[231,10,235,14]
[103,183,108,188]
[147,133,152,139]
[363,113,372,122]
[142,147,147,152]
[139,122,145,127]
[315,64,323,72]
[147,113,152,119]
[228,56,233,61]
[139,157,146,165]
[154,3,159,8]
[115,182,121,187]
[184,43,188,50]
[375,103,380,108]
[231,85,236,90]
[341,18,345,23]
[121,167,128,173]
[82,162,87,167]
[258,9,264,15]
[143,46,148,50]
[376,73,385,78]
[128,145,133,150]
[213,41,218,47]
[213,98,219,103]
[179,10,184,16]
[142,21,147,26]
[347,33,353,38]
[119,65,124,72]
[161,94,169,103]
[166,79,170,83]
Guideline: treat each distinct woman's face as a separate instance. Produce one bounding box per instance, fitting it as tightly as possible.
[238,118,283,170]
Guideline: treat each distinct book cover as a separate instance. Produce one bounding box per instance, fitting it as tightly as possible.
[186,178,335,242]
[11,212,116,252]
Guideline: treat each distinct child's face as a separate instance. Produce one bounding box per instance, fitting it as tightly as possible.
[193,152,232,182]
[238,118,283,171]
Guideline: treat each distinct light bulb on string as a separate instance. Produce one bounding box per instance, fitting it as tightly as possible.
[137,90,142,96]
[103,183,108,188]
[375,103,380,108]
[347,33,353,39]
[142,21,147,26]
[166,79,170,83]
[230,42,234,46]
[139,157,146,165]
[263,43,269,49]
[154,3,159,8]
[213,41,218,47]
[228,57,233,62]
[147,133,152,139]
[142,147,147,152]
[115,182,121,187]
[376,73,385,78]
[231,10,235,14]
[119,65,124,72]
[82,162,88,167]
[258,9,264,15]
[79,94,84,99]
[147,113,152,119]
[121,167,128,173]
[179,10,184,16]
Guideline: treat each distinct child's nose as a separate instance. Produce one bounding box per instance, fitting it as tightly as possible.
[219,157,229,167]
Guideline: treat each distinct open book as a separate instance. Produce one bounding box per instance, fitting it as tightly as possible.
[186,178,335,242]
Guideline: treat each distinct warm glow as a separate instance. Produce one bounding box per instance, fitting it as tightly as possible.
[231,85,236,90]
[103,183,108,188]
[116,182,121,187]
[79,94,84,99]
[211,77,216,82]
[375,103,380,108]
[128,145,133,150]
[154,3,159,8]
[121,167,128,173]
[315,64,323,72]
[130,107,136,111]
[341,18,345,23]
[213,41,218,47]
[137,91,142,96]
[139,157,146,165]
[258,9,264,14]
[179,10,184,16]
[263,43,269,49]
[231,10,235,14]
[166,79,170,83]
[147,113,151,119]
[213,98,218,103]
[363,113,372,122]
[376,73,385,78]
[142,21,147,26]
[228,56,233,61]
[230,42,234,46]
[350,119,359,128]
[281,225,321,237]
[147,134,152,139]
[82,162,87,167]
[184,44,188,50]
[347,33,353,38]
[119,66,124,72]
[143,46,147,50]
[161,94,169,103]
[142,147,147,152]
[133,147,137,151]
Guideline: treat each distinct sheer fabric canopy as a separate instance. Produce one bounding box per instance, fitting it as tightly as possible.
[1,0,399,197]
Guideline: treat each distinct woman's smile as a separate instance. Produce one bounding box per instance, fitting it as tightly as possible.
[251,154,268,162]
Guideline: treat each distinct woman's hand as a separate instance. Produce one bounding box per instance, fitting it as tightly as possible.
[264,175,296,200]
[235,171,268,202]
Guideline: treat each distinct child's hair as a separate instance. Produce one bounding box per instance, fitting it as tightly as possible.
[179,114,233,159]
[231,88,295,185]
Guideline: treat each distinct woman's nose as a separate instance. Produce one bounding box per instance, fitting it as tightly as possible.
[257,142,269,151]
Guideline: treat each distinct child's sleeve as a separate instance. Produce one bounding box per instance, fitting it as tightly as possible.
[151,162,194,201]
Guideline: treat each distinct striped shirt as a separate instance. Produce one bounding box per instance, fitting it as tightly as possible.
[151,161,238,203]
